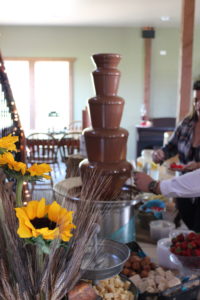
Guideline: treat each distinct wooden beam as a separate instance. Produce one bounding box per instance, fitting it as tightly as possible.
[142,27,155,120]
[177,0,195,122]
[144,38,152,119]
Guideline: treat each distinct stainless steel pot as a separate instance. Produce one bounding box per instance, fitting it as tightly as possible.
[54,180,140,244]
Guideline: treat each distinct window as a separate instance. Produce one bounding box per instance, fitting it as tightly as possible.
[4,58,75,135]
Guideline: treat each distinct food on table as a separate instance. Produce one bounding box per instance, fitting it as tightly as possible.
[121,251,181,294]
[130,267,181,293]
[170,232,200,256]
[121,251,156,278]
[68,281,98,300]
[144,194,169,202]
[136,161,143,169]
[169,162,184,170]
[161,274,200,298]
[143,206,164,212]
[150,162,159,170]
[93,275,134,300]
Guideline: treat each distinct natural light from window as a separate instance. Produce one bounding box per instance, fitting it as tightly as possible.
[35,61,70,132]
[5,59,71,136]
[5,61,30,133]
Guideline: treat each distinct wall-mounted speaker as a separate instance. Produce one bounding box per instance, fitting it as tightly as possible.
[142,27,155,39]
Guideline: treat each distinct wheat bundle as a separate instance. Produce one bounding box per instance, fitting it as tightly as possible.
[0,168,115,300]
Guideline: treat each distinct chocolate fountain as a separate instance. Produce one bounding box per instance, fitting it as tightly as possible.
[54,53,138,282]
[79,53,132,200]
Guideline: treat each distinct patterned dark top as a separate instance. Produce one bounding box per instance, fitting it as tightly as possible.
[161,115,200,164]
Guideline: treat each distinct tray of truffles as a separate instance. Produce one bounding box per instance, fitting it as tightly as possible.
[120,241,200,300]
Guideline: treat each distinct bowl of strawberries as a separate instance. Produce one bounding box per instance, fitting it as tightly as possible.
[170,232,200,273]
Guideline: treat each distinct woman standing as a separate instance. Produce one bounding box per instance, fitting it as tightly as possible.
[152,80,200,231]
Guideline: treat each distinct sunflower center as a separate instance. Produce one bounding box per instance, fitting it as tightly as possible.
[31,217,57,230]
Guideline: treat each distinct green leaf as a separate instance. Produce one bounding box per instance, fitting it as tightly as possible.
[0,148,6,154]
[60,241,70,249]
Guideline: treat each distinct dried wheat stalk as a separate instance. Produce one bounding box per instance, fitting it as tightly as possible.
[0,168,119,300]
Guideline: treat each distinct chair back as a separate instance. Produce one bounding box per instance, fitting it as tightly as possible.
[26,133,59,165]
[59,132,81,163]
[67,121,82,132]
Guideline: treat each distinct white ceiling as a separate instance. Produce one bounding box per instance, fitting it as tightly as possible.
[0,0,199,27]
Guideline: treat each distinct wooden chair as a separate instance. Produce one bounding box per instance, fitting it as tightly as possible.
[59,132,81,163]
[26,133,60,188]
[67,121,82,132]
[59,132,82,177]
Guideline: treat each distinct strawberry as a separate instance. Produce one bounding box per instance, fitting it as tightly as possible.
[185,249,192,256]
[180,241,187,249]
[194,249,200,256]
[174,242,182,248]
[176,233,185,242]
[187,232,197,241]
[170,163,183,169]
[187,241,197,249]
[170,163,177,168]
[181,250,188,256]
[172,237,178,244]
[195,240,200,247]
[170,247,176,253]
[174,247,182,254]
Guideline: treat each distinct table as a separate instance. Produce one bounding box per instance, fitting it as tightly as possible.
[136,125,175,158]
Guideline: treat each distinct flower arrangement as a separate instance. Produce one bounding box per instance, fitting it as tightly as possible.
[0,134,52,206]
[0,134,103,299]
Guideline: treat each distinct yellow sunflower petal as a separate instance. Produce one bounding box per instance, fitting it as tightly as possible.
[17,221,33,238]
[60,228,74,242]
[25,201,40,220]
[36,227,59,240]
[0,152,15,165]
[15,207,29,219]
[12,161,27,175]
[48,201,62,223]
[27,163,52,178]
[58,209,74,225]
[42,174,51,179]
[15,207,35,230]
[36,198,48,218]
[0,134,18,152]
[15,208,34,238]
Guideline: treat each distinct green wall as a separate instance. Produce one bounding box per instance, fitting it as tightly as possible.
[0,25,199,160]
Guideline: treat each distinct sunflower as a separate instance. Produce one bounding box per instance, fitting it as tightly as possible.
[15,198,76,242]
[0,134,18,152]
[27,163,52,179]
[0,152,26,175]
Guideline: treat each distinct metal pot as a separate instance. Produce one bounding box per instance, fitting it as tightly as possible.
[54,180,140,244]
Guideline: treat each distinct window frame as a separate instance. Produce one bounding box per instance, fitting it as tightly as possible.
[4,57,76,130]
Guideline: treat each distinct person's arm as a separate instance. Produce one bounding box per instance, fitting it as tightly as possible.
[182,161,200,172]
[134,169,200,198]
[134,172,161,194]
[160,168,200,198]
[152,121,183,164]
[161,121,183,160]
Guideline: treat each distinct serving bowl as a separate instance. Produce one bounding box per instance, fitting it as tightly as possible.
[170,252,200,276]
